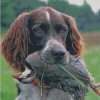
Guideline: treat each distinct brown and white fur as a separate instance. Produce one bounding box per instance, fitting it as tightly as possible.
[1,7,86,100]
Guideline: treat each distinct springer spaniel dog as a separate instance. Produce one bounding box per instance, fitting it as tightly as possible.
[1,7,86,100]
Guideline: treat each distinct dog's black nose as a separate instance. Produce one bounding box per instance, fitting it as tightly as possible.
[52,48,65,61]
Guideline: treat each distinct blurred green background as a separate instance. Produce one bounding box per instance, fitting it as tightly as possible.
[1,0,100,100]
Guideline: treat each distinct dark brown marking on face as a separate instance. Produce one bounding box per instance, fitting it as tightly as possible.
[29,7,69,50]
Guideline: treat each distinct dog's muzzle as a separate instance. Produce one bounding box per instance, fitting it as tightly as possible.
[39,39,70,64]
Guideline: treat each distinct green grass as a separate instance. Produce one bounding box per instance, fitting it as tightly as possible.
[1,47,100,100]
[85,47,100,100]
[1,55,17,100]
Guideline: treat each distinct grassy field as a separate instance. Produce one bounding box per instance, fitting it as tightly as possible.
[1,55,17,100]
[84,47,100,100]
[1,33,100,100]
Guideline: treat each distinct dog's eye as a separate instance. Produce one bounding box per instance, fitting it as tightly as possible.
[36,28,43,33]
[60,28,66,34]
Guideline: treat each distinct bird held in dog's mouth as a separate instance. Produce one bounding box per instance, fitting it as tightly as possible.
[12,47,100,98]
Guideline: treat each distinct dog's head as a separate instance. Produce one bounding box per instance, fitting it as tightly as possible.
[1,7,84,71]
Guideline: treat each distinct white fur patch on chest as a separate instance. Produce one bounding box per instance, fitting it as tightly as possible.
[45,11,50,22]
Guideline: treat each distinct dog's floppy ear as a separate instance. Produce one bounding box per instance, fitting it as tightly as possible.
[1,12,34,72]
[63,14,84,58]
